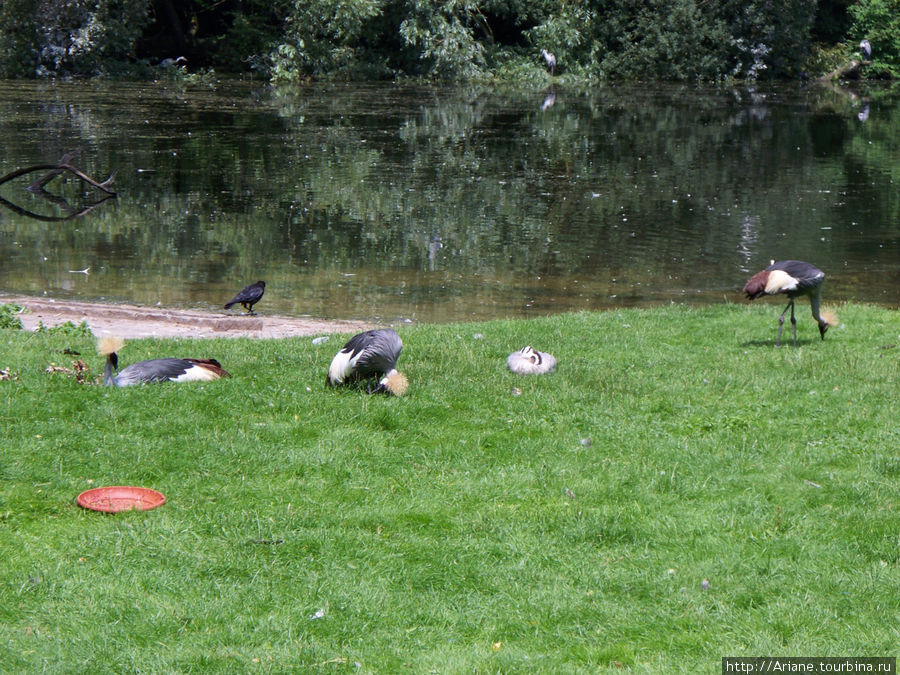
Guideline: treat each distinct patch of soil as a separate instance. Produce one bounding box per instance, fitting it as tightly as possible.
[0,295,372,339]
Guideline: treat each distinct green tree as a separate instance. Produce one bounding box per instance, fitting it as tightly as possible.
[0,0,890,81]
[399,0,488,79]
[587,0,732,80]
[0,0,38,78]
[32,0,151,77]
[268,0,389,80]
[849,0,900,76]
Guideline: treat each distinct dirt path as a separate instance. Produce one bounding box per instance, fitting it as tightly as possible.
[1,294,372,339]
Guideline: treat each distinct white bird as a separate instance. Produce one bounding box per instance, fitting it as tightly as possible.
[507,346,557,375]
[541,49,556,76]
[98,337,231,387]
[742,260,838,347]
[858,102,870,122]
[859,39,872,61]
[326,329,408,395]
[541,91,556,111]
[159,56,187,69]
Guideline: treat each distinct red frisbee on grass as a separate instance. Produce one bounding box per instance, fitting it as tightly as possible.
[76,486,166,513]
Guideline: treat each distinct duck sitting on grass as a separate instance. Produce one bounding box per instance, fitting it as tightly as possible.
[98,336,231,387]
[507,346,556,375]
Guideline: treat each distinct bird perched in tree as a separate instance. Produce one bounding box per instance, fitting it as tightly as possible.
[507,346,557,375]
[225,280,266,315]
[742,260,838,347]
[98,337,231,387]
[859,39,872,61]
[326,328,408,395]
[541,49,556,76]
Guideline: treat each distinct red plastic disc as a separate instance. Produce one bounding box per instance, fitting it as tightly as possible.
[76,486,166,513]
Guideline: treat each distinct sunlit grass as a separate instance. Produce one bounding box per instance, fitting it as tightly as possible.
[1,303,898,672]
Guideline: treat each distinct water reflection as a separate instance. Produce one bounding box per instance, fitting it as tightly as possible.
[0,80,898,323]
[0,154,117,222]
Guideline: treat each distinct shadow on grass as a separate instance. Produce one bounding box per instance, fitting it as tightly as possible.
[740,339,821,348]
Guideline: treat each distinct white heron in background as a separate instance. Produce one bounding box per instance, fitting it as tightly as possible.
[541,49,556,76]
[859,40,872,61]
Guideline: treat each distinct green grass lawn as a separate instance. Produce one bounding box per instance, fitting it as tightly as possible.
[1,303,898,672]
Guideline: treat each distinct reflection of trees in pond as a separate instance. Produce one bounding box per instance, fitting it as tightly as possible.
[1,81,898,318]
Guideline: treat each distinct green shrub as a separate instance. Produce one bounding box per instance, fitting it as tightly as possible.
[0,304,24,330]
[35,320,92,337]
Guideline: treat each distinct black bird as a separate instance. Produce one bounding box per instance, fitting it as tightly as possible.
[225,280,266,315]
[743,260,838,347]
[98,337,231,387]
[326,329,407,395]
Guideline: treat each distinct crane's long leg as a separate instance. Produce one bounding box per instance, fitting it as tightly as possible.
[777,300,793,347]
[790,301,798,347]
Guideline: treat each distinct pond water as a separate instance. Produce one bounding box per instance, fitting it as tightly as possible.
[0,78,898,324]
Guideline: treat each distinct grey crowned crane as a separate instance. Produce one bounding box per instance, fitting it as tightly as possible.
[326,329,408,395]
[98,337,231,387]
[743,260,838,347]
[225,280,266,315]
[507,346,557,375]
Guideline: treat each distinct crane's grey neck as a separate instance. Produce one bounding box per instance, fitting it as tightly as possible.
[103,353,118,387]
[809,284,824,323]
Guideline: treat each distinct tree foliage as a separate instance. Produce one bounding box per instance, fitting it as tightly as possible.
[0,1,38,78]
[0,0,895,81]
[269,0,387,80]
[7,0,152,77]
[849,0,900,77]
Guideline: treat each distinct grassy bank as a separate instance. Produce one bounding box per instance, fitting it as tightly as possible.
[1,303,898,672]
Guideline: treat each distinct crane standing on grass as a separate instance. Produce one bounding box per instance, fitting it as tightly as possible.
[742,260,838,347]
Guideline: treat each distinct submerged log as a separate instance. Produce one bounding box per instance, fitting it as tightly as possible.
[27,149,83,192]
[0,154,117,221]
[817,59,862,82]
[0,161,116,196]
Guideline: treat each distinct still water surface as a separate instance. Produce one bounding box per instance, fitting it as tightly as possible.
[0,79,898,323]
